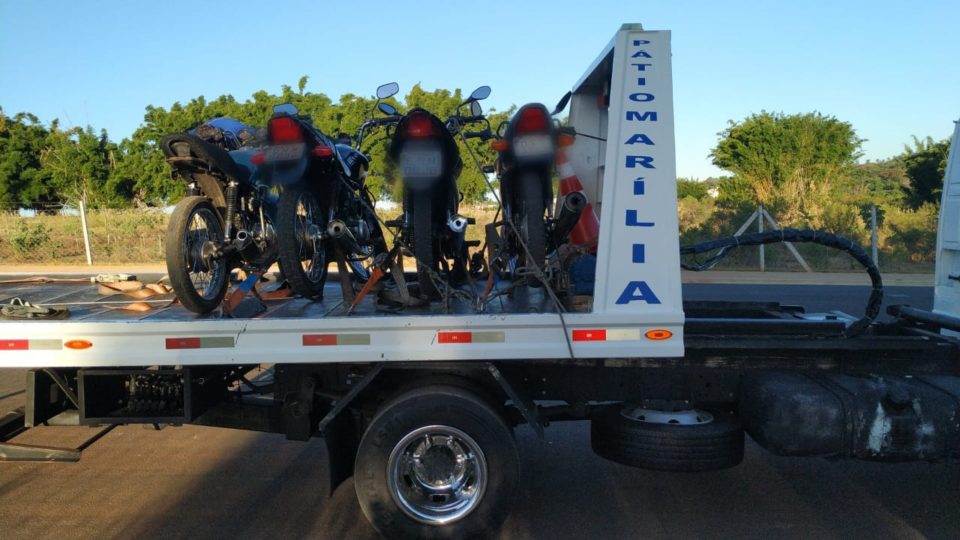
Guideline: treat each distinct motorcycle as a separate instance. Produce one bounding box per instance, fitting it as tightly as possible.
[385,85,491,299]
[161,121,277,313]
[260,103,387,299]
[486,92,583,285]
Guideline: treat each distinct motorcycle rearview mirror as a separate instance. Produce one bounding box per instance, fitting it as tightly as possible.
[469,85,491,102]
[273,103,299,116]
[376,82,399,99]
[378,102,399,116]
[469,101,483,117]
[552,91,572,115]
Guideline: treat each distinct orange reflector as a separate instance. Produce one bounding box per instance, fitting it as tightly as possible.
[64,339,93,350]
[645,329,673,341]
[491,139,509,152]
[558,133,575,147]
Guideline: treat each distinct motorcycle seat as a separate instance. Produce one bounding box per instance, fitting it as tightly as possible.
[161,133,251,185]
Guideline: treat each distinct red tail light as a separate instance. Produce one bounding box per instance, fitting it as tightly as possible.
[313,145,334,158]
[405,112,436,138]
[516,107,550,134]
[251,151,266,166]
[269,116,303,143]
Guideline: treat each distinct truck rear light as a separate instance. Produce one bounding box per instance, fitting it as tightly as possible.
[405,113,436,138]
[269,116,303,143]
[516,107,550,134]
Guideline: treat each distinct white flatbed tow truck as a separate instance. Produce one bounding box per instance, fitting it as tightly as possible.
[2,25,959,539]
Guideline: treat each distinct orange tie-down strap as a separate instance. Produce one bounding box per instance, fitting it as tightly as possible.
[96,279,177,312]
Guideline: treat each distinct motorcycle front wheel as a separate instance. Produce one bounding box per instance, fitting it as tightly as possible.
[166,196,229,313]
[277,184,329,299]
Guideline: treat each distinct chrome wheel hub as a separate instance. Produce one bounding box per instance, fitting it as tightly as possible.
[387,425,487,525]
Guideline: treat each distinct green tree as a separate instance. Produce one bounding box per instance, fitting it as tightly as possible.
[710,111,863,225]
[0,110,52,210]
[901,135,950,209]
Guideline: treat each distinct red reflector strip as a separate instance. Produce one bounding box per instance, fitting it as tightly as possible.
[438,331,472,344]
[165,337,234,350]
[166,338,201,349]
[0,339,29,351]
[572,329,606,341]
[302,334,370,346]
[303,334,337,346]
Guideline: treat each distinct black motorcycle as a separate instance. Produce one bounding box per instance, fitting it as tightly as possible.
[385,86,491,298]
[260,103,387,299]
[161,124,277,313]
[487,92,583,284]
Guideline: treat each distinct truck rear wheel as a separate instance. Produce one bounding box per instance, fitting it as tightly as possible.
[591,405,744,472]
[354,385,518,539]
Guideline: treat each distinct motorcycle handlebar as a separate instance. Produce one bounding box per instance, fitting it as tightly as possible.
[463,129,493,140]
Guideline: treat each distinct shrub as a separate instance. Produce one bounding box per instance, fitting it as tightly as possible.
[11,220,52,257]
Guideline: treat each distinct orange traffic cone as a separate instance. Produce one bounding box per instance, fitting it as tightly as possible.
[556,150,600,252]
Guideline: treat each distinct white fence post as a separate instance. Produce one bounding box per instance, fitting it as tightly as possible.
[79,191,93,266]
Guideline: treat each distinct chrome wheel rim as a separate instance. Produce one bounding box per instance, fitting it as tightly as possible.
[294,193,326,282]
[183,206,225,300]
[387,425,487,525]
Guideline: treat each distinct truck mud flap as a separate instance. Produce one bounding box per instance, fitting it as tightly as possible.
[740,372,960,461]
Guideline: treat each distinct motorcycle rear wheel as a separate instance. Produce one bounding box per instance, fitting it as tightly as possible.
[519,175,546,285]
[413,191,440,299]
[166,196,229,313]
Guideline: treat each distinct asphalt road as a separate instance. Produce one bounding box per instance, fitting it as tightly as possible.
[2,283,957,540]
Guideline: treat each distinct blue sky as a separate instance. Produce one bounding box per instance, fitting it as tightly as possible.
[1,0,957,179]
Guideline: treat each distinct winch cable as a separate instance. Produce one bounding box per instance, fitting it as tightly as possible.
[680,228,883,337]
[457,128,577,361]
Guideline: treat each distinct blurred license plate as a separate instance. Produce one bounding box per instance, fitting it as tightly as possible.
[400,150,442,177]
[513,135,554,158]
[266,143,305,161]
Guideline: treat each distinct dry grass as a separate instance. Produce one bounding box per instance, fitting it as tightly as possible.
[0,204,501,264]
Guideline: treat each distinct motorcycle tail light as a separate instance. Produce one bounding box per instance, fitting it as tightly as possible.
[558,133,576,147]
[269,116,303,143]
[491,140,509,152]
[313,145,334,158]
[516,107,550,134]
[405,112,436,138]
[251,151,266,166]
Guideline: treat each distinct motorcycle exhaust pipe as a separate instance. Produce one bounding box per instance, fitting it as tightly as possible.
[448,215,469,234]
[327,220,362,254]
[217,229,257,259]
[553,191,587,245]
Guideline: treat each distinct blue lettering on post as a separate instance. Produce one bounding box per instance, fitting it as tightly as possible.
[637,77,646,86]
[625,210,655,227]
[629,93,655,102]
[615,281,662,305]
[632,244,645,263]
[626,111,658,122]
[631,50,652,58]
[631,63,652,72]
[626,156,655,169]
[624,133,655,145]
[633,39,651,45]
[633,179,645,195]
